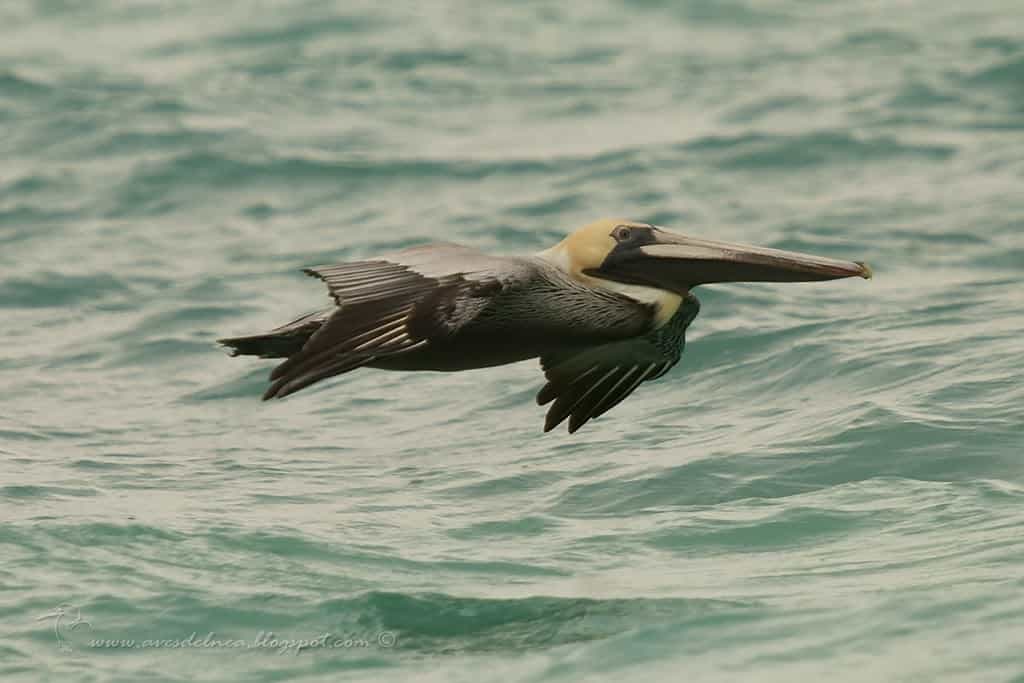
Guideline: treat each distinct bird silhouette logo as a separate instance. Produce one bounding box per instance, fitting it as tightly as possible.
[36,604,92,652]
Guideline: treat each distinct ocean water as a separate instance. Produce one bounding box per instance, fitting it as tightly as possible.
[2,1,1023,680]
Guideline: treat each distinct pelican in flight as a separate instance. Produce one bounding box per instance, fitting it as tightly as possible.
[220,219,870,433]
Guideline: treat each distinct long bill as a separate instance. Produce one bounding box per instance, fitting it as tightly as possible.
[598,229,872,294]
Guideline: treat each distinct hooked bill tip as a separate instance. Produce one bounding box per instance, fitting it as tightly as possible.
[855,261,873,280]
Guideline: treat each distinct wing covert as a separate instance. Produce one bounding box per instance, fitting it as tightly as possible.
[262,244,511,400]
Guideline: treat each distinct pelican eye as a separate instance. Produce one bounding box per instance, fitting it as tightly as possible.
[612,226,633,242]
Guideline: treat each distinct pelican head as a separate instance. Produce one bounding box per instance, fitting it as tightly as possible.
[541,218,872,297]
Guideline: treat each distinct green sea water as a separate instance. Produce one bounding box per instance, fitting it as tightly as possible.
[2,1,1023,681]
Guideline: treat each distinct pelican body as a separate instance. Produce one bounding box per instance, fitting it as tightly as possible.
[220,219,870,433]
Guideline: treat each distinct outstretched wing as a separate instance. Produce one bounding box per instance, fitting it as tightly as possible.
[263,243,514,400]
[537,294,701,433]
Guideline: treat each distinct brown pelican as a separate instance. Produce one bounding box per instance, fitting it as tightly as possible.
[220,219,871,433]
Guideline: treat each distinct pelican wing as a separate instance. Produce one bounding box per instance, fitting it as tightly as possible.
[537,294,701,433]
[263,244,514,399]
